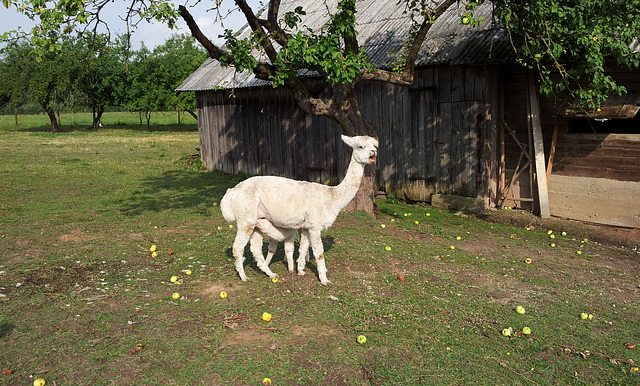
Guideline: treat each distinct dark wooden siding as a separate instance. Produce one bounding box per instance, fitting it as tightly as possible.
[196,65,499,201]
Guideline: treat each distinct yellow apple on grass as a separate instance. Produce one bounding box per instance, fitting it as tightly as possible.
[171,292,180,300]
[262,312,272,322]
[357,335,367,344]
[515,306,526,314]
[34,379,46,386]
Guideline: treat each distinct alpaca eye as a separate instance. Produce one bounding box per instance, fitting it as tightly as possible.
[358,146,364,149]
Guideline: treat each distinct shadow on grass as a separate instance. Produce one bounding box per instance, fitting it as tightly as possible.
[119,170,247,216]
[0,323,15,339]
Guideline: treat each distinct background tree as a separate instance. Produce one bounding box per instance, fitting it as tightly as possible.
[153,34,207,121]
[0,45,29,125]
[0,39,80,131]
[75,34,130,129]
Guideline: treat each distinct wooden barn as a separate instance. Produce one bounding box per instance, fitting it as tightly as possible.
[177,0,640,228]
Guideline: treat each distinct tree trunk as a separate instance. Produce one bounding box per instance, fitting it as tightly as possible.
[92,107,104,130]
[44,105,60,132]
[332,92,379,215]
[14,106,18,126]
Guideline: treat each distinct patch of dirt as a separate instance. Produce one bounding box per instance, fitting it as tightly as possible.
[219,328,274,348]
[59,231,95,243]
[484,210,640,248]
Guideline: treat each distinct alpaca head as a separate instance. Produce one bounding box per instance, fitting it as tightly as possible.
[341,135,378,165]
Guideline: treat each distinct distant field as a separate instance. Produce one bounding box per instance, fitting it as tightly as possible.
[0,111,198,131]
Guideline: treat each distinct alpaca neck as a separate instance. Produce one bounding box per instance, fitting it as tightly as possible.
[333,155,366,210]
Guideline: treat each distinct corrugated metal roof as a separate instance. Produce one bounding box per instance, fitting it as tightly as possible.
[177,0,513,92]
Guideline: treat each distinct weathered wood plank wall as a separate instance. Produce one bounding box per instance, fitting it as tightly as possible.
[195,65,498,201]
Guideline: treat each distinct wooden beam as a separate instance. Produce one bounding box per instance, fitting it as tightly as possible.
[526,71,551,218]
[546,119,559,187]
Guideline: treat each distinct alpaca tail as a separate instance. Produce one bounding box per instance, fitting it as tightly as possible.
[220,188,236,223]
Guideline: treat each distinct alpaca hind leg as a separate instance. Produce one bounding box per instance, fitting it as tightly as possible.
[308,229,331,286]
[250,231,278,279]
[297,229,310,276]
[232,226,254,281]
[264,239,278,266]
[283,234,295,273]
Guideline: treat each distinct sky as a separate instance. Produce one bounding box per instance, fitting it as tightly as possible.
[0,0,261,50]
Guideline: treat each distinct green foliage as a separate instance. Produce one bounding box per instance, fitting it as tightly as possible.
[0,33,205,127]
[492,0,640,111]
[269,0,371,86]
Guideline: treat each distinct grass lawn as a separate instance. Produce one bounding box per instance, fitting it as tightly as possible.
[1,113,639,385]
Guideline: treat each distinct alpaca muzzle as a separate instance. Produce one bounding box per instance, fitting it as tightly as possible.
[368,150,377,164]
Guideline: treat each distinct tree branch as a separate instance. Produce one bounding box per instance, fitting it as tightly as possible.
[357,69,414,86]
[235,0,279,63]
[403,0,457,77]
[178,5,230,61]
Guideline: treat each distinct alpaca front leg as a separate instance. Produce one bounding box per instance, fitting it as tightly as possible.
[297,229,310,276]
[309,229,331,286]
[250,231,278,279]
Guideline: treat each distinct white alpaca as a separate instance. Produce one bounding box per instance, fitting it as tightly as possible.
[220,135,378,285]
[247,220,310,278]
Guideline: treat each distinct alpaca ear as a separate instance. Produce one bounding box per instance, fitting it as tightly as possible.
[341,135,355,147]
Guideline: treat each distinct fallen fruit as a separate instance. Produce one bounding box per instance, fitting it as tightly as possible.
[450,245,455,250]
[576,250,582,255]
[562,231,567,236]
[171,292,180,300]
[588,314,594,320]
[219,291,227,299]
[550,234,555,239]
[525,258,532,264]
[397,275,405,282]
[34,379,46,386]
[456,236,461,240]
[129,348,137,355]
[502,328,512,337]
[262,312,272,322]
[271,277,279,283]
[151,252,158,258]
[385,246,391,251]
[515,305,526,314]
[2,369,11,376]
[550,243,556,247]
[426,213,431,217]
[580,313,588,320]
[357,335,367,344]
[185,270,192,275]
[170,276,178,283]
[150,245,157,252]
[262,378,272,385]
[135,343,144,351]
[380,224,386,228]
[522,327,532,335]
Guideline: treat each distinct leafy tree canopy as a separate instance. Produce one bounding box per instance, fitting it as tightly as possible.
[3,0,638,113]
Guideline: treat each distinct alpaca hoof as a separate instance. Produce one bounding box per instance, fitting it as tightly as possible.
[297,270,305,276]
[320,280,333,286]
[268,273,279,278]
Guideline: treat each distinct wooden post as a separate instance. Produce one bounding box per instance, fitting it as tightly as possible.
[546,118,559,187]
[526,71,551,218]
